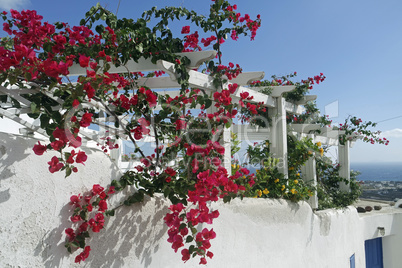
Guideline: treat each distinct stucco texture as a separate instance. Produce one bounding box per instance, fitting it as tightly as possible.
[1,132,401,268]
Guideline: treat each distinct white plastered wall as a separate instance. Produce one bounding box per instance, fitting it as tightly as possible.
[1,132,401,268]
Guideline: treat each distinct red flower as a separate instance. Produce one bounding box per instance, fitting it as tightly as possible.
[79,112,93,127]
[70,215,82,222]
[48,156,64,173]
[92,184,104,195]
[181,248,190,262]
[75,246,91,263]
[70,194,80,205]
[174,119,186,130]
[98,50,106,57]
[181,26,190,34]
[50,140,64,151]
[145,89,157,108]
[83,83,95,100]
[165,167,177,176]
[33,141,47,155]
[107,186,115,194]
[199,257,207,265]
[98,199,107,212]
[72,99,80,108]
[53,127,68,143]
[75,151,87,165]
[79,54,90,68]
[65,228,76,241]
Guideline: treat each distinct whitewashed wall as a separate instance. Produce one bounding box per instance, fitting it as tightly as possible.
[1,132,401,268]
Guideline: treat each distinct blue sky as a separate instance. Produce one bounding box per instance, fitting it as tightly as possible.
[1,0,402,163]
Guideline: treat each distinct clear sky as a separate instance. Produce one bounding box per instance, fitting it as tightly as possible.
[1,0,402,163]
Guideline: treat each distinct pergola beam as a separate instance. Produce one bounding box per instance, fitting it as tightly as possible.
[68,51,218,76]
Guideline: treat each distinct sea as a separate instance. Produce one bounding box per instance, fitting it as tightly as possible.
[244,162,402,182]
[351,162,402,182]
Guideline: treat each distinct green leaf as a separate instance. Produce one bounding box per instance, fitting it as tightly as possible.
[65,166,72,178]
[223,195,232,203]
[95,24,104,35]
[185,236,193,243]
[179,223,187,231]
[30,102,37,113]
[105,209,115,216]
[40,114,49,129]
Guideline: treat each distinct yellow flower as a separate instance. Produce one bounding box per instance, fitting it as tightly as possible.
[308,150,313,155]
[319,148,324,156]
[289,167,294,171]
[265,141,269,146]
[294,180,298,184]
[281,185,286,191]
[231,164,235,168]
[290,188,297,194]
[296,173,300,177]
[263,188,269,195]
[316,142,322,147]
[253,195,257,198]
[257,190,262,197]
[274,178,279,183]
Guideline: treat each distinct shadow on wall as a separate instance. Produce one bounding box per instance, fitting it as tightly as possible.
[34,191,170,268]
[0,133,32,204]
[87,195,170,268]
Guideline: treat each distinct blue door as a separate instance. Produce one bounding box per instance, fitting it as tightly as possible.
[365,238,383,268]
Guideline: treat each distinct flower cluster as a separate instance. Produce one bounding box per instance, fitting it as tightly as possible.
[65,184,116,262]
[337,116,389,146]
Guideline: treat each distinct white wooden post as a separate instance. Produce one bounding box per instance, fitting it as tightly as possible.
[338,140,350,191]
[268,96,288,178]
[300,135,318,210]
[223,127,232,176]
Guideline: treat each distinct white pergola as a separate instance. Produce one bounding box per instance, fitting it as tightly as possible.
[0,50,356,209]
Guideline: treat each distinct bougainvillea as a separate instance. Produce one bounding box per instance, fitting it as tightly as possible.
[0,0,388,265]
[0,1,263,264]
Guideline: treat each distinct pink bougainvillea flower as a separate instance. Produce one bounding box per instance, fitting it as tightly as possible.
[92,184,104,195]
[75,151,87,165]
[98,199,107,212]
[78,54,90,68]
[181,248,190,262]
[65,228,75,241]
[83,83,95,100]
[79,112,93,127]
[145,89,157,107]
[181,26,190,34]
[50,140,64,151]
[107,186,115,194]
[70,215,82,223]
[53,127,68,143]
[48,156,64,173]
[69,135,82,148]
[74,246,91,263]
[72,99,80,108]
[165,167,176,177]
[70,194,80,205]
[33,141,47,155]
